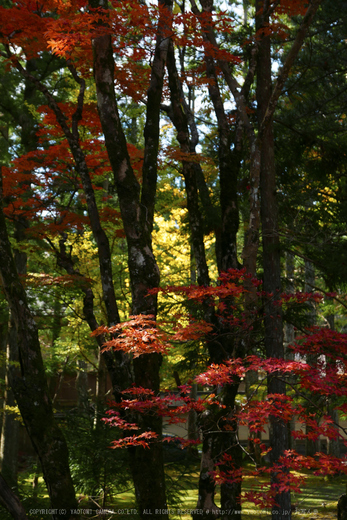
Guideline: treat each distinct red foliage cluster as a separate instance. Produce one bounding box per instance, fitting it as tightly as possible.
[1,100,127,238]
[100,271,347,508]
[92,315,171,358]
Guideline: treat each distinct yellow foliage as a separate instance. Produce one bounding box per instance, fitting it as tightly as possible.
[2,405,23,423]
[63,230,99,280]
[153,184,218,286]
[153,206,191,286]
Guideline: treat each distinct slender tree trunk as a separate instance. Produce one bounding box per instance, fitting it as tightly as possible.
[76,359,89,410]
[219,384,242,520]
[0,321,19,491]
[191,0,241,273]
[193,425,221,520]
[284,253,296,451]
[186,9,245,515]
[202,59,240,273]
[179,83,222,270]
[166,40,210,287]
[256,2,290,518]
[246,370,262,464]
[284,253,295,356]
[304,261,320,456]
[94,346,108,427]
[326,305,341,457]
[0,169,78,519]
[188,383,198,443]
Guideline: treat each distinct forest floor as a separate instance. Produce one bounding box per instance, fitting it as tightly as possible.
[0,464,344,519]
[112,466,345,519]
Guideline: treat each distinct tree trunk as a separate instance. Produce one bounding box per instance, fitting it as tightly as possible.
[188,383,199,443]
[0,322,19,491]
[338,494,347,520]
[325,303,341,457]
[219,384,242,520]
[194,414,221,520]
[256,1,291,518]
[89,0,173,516]
[304,261,320,456]
[186,8,245,516]
[202,54,240,273]
[166,40,210,287]
[0,57,38,493]
[0,169,78,519]
[0,473,28,520]
[191,0,241,273]
[177,76,222,270]
[284,253,295,356]
[76,359,89,410]
[284,253,296,452]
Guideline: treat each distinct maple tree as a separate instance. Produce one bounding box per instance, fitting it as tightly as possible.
[1,0,347,520]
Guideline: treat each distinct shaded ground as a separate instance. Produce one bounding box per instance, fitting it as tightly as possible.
[0,463,344,519]
[112,467,345,519]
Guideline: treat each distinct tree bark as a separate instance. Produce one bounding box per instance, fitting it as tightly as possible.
[89,0,173,516]
[201,46,240,272]
[284,253,296,451]
[193,429,221,520]
[0,473,28,520]
[338,494,347,520]
[178,78,222,270]
[0,321,19,491]
[256,1,290,517]
[166,40,210,287]
[304,261,320,456]
[326,304,341,457]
